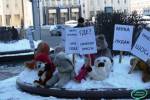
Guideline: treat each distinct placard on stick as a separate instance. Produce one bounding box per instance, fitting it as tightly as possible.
[65,26,97,65]
[78,26,97,54]
[65,26,97,54]
[113,24,133,63]
[113,24,133,51]
[65,28,79,54]
[26,29,35,50]
[131,29,150,62]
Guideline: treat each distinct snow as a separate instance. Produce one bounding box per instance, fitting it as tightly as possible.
[0,40,150,99]
[0,39,40,52]
[18,55,150,90]
[0,55,150,99]
[0,77,66,100]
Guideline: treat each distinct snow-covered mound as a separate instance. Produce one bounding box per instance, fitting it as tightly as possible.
[18,56,150,90]
[0,39,41,52]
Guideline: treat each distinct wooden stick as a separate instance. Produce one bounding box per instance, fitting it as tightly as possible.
[87,54,91,66]
[128,58,139,74]
[72,54,75,65]
[119,51,123,63]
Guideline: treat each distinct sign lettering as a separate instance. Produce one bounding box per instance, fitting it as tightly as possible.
[113,24,133,51]
[65,26,97,54]
[131,29,150,61]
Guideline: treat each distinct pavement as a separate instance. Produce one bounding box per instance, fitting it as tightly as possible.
[0,63,24,81]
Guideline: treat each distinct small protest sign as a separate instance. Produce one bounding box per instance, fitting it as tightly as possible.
[65,28,79,54]
[113,24,133,51]
[131,29,150,62]
[78,26,97,54]
[26,29,35,50]
[65,26,97,54]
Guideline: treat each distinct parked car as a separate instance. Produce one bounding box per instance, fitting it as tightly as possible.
[49,24,70,36]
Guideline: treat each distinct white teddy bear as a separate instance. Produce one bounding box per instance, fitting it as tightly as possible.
[88,56,112,81]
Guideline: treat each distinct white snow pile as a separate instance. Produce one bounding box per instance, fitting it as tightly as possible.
[18,56,150,90]
[0,76,67,100]
[0,39,41,52]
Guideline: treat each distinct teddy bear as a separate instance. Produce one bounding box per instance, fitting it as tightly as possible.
[25,41,50,69]
[130,57,150,82]
[95,34,113,62]
[88,56,112,81]
[25,42,55,87]
[46,52,75,88]
[74,34,113,82]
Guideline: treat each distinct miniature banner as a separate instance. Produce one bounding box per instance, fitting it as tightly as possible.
[131,29,150,62]
[65,26,97,54]
[65,28,79,54]
[78,26,97,54]
[113,24,133,51]
[26,29,35,50]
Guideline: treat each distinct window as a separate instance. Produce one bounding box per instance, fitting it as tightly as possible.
[6,4,9,8]
[83,10,85,14]
[104,0,106,4]
[111,0,113,4]
[0,15,2,25]
[124,0,126,4]
[83,4,85,7]
[118,0,120,4]
[6,15,11,26]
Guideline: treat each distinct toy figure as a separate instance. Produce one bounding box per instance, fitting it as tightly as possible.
[46,52,75,88]
[25,42,55,87]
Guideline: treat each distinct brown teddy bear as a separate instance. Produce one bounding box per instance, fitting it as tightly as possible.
[130,58,150,82]
[25,42,55,87]
[25,41,50,69]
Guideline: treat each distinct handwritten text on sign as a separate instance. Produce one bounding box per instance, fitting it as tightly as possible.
[131,29,150,61]
[65,29,79,54]
[65,26,97,54]
[78,27,97,54]
[113,24,133,51]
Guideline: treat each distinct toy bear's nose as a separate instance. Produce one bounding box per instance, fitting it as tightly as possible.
[98,62,105,67]
[37,65,41,68]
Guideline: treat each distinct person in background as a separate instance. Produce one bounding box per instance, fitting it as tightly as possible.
[11,26,19,40]
[19,25,26,39]
[74,17,85,28]
[85,19,91,26]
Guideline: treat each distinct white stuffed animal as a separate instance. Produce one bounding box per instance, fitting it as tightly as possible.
[88,56,112,81]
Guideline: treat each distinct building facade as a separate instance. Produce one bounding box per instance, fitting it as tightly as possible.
[42,0,81,25]
[130,0,150,16]
[81,0,130,20]
[0,0,33,28]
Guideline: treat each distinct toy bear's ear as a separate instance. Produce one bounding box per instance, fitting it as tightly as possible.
[25,60,36,69]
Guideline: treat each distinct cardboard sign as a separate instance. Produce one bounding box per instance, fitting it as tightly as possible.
[78,26,97,54]
[113,24,133,51]
[26,29,35,50]
[65,26,97,54]
[131,29,150,61]
[65,28,79,54]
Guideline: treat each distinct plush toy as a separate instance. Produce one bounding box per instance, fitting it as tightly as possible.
[130,58,150,82]
[88,56,112,80]
[35,41,50,55]
[25,41,50,69]
[46,52,75,88]
[25,42,55,87]
[95,34,113,62]
[74,34,113,82]
[33,53,55,87]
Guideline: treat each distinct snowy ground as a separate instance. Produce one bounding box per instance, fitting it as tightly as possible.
[0,39,40,52]
[0,39,150,99]
[0,56,150,100]
[0,63,24,80]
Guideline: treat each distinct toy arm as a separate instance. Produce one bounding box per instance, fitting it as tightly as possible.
[58,59,74,73]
